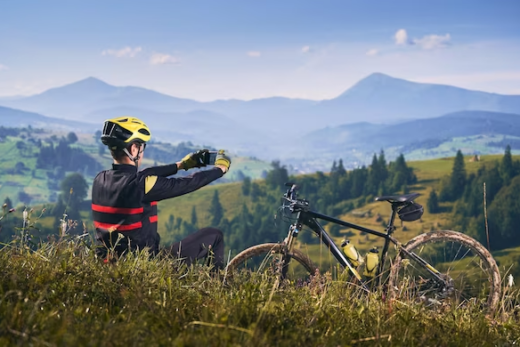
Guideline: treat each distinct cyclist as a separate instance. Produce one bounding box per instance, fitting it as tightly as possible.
[91,116,231,269]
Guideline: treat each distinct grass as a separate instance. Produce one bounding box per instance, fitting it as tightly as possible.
[1,239,519,346]
[3,152,520,345]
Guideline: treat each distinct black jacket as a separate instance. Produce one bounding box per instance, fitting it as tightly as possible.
[91,163,223,258]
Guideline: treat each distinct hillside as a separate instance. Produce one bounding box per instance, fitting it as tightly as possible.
[3,149,520,346]
[154,152,520,278]
[289,110,520,169]
[0,128,271,208]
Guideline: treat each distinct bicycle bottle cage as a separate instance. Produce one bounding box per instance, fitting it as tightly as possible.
[398,202,424,222]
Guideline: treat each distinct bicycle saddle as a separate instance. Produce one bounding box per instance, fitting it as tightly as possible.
[374,193,420,203]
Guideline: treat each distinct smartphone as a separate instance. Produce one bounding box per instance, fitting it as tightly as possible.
[203,151,218,165]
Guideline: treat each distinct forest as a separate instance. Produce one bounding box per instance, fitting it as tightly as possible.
[429,146,520,251]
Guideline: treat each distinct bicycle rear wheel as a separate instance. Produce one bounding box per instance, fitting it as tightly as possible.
[225,243,317,284]
[388,230,501,313]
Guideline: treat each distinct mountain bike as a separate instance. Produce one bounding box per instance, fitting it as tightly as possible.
[226,183,501,313]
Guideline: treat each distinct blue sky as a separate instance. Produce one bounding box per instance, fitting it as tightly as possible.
[0,0,519,100]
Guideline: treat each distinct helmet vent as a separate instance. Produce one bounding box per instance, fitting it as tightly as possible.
[138,128,150,136]
[119,118,129,122]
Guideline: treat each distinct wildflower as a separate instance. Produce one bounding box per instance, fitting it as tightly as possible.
[2,203,6,208]
[508,274,514,287]
[23,209,28,223]
[8,208,15,213]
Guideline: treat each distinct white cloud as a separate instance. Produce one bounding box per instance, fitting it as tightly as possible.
[412,34,451,50]
[102,46,142,58]
[393,29,451,50]
[366,49,379,56]
[0,64,8,71]
[394,29,408,45]
[301,46,311,53]
[247,51,261,57]
[150,53,180,65]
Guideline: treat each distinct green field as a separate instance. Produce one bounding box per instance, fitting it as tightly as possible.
[3,130,520,278]
[0,130,271,208]
[3,142,520,345]
[152,152,520,280]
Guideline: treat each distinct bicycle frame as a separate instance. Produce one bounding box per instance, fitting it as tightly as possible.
[284,203,446,292]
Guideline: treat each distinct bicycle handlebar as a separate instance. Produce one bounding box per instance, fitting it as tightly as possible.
[283,182,309,212]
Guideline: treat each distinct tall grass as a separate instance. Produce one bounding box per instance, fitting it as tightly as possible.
[1,236,519,346]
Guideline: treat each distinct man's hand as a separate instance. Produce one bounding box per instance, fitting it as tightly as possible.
[215,150,231,174]
[180,149,209,171]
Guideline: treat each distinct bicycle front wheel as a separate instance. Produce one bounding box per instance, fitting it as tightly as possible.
[225,243,317,284]
[388,230,501,313]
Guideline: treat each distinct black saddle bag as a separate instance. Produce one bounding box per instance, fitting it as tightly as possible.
[398,202,424,222]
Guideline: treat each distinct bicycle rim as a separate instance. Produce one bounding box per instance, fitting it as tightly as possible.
[389,230,501,313]
[226,243,317,285]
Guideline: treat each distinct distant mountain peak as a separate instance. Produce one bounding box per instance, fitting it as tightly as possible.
[335,72,413,99]
[356,72,408,86]
[41,76,116,97]
[70,76,112,88]
[363,72,395,81]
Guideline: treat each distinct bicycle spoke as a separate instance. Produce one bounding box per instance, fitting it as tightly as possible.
[390,231,500,313]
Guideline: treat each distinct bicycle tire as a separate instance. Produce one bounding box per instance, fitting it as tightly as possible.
[225,243,317,283]
[388,230,501,313]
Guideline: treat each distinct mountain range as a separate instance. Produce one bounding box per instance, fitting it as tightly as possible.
[300,110,520,156]
[0,106,98,132]
[1,73,520,169]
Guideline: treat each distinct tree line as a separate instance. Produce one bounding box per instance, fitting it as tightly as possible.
[427,146,520,250]
[184,151,418,252]
[1,142,417,255]
[37,136,102,177]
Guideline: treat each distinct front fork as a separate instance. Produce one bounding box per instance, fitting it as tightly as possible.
[278,222,301,280]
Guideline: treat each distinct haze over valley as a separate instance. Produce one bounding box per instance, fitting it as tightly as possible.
[1,73,520,171]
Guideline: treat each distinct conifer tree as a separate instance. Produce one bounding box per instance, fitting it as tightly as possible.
[209,190,224,226]
[330,160,337,174]
[378,150,389,184]
[242,176,251,196]
[337,159,346,176]
[446,150,467,201]
[366,154,380,195]
[265,161,289,189]
[427,190,439,213]
[500,145,514,185]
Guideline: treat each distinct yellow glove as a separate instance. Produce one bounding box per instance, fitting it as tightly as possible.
[180,149,209,171]
[215,150,231,173]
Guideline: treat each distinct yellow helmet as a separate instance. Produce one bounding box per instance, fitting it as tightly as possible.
[101,116,151,150]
